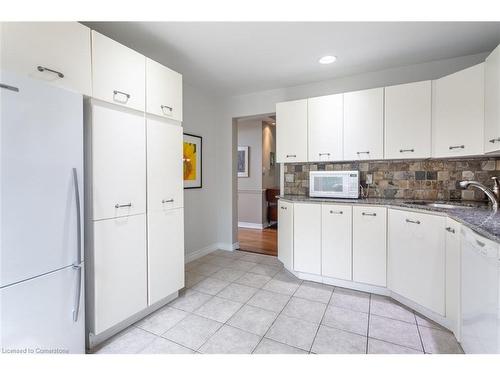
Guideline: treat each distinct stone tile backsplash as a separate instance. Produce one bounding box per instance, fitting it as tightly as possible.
[283,158,500,201]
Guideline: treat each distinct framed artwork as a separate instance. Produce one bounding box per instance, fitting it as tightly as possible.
[238,146,249,178]
[183,133,202,189]
[270,151,276,167]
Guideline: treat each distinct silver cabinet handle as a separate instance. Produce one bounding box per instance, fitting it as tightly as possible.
[113,90,131,102]
[357,151,370,155]
[476,239,485,247]
[115,203,132,208]
[162,199,174,203]
[330,210,343,214]
[489,138,500,144]
[280,206,287,210]
[362,212,376,216]
[37,65,64,78]
[161,105,173,115]
[0,83,19,92]
[445,227,455,233]
[319,153,331,156]
[286,154,296,158]
[72,264,82,322]
[72,168,82,265]
[399,149,414,153]
[449,145,465,150]
[406,218,421,224]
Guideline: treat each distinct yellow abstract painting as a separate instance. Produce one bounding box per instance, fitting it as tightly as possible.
[183,133,202,188]
[183,142,197,180]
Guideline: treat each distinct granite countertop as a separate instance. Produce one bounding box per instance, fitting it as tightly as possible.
[279,195,500,244]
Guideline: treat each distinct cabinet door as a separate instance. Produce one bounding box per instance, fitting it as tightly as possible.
[147,116,183,212]
[276,99,308,162]
[484,44,500,153]
[293,203,321,274]
[344,88,384,160]
[146,58,183,121]
[352,206,386,286]
[308,94,343,162]
[148,208,184,305]
[432,63,484,158]
[277,200,293,270]
[387,209,446,315]
[92,31,145,111]
[321,205,352,280]
[445,218,461,338]
[91,102,146,220]
[92,214,147,335]
[384,81,431,159]
[1,22,91,95]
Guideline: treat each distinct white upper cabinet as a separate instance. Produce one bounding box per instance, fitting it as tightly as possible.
[344,88,384,160]
[484,44,500,153]
[432,63,484,158]
[384,81,432,159]
[146,58,183,121]
[147,116,184,212]
[308,94,344,162]
[91,31,146,111]
[276,99,308,163]
[1,22,91,95]
[293,203,321,275]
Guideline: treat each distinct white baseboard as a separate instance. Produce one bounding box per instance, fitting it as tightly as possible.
[217,242,240,251]
[238,221,265,229]
[184,242,240,263]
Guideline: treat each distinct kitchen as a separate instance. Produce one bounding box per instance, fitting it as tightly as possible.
[2,4,500,372]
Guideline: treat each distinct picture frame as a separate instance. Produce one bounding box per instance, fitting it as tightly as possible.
[237,146,249,178]
[183,133,203,189]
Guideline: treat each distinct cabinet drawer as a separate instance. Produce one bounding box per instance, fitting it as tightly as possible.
[352,206,387,286]
[91,102,146,220]
[146,58,183,121]
[92,214,147,335]
[91,31,145,111]
[1,22,91,95]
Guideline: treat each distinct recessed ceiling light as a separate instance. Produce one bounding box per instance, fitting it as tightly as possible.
[319,55,337,64]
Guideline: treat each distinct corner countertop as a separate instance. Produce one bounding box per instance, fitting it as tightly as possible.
[278,195,500,244]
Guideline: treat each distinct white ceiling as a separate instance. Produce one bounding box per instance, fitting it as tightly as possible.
[83,22,500,96]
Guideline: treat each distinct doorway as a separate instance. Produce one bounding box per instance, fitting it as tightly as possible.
[235,115,279,256]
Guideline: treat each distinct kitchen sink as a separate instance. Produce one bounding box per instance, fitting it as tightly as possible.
[403,201,488,209]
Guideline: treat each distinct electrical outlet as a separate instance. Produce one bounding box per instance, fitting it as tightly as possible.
[366,173,373,185]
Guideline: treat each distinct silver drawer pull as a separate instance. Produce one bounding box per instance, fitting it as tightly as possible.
[330,210,343,214]
[0,83,20,92]
[476,239,485,247]
[357,151,370,155]
[113,90,131,102]
[449,145,465,150]
[161,105,173,114]
[37,65,64,78]
[280,206,287,210]
[362,212,376,216]
[489,138,500,144]
[286,154,296,158]
[319,153,331,156]
[406,218,421,224]
[445,227,455,233]
[162,199,174,203]
[115,202,132,209]
[399,149,414,153]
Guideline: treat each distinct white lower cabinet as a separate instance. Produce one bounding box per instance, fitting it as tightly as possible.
[352,206,387,286]
[388,209,446,315]
[293,203,321,274]
[321,204,352,280]
[148,208,184,305]
[278,200,294,270]
[92,214,147,335]
[445,218,462,338]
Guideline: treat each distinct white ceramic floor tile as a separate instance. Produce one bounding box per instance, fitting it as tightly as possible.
[418,326,463,354]
[235,272,272,288]
[194,296,243,323]
[168,289,212,312]
[293,281,334,304]
[415,314,446,331]
[211,267,246,282]
[367,338,423,354]
[253,338,308,354]
[135,306,189,335]
[265,315,319,351]
[322,305,369,336]
[370,295,415,323]
[192,277,230,295]
[206,256,235,268]
[139,337,194,354]
[185,271,206,288]
[330,287,370,313]
[369,315,422,351]
[311,325,366,354]
[248,264,281,277]
[191,262,223,276]
[262,278,300,296]
[228,260,259,272]
[199,325,261,354]
[247,289,291,313]
[162,314,222,351]
[281,297,327,324]
[217,283,258,303]
[227,304,277,336]
[95,327,156,354]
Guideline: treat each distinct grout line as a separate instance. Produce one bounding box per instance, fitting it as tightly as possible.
[134,325,197,353]
[308,284,335,354]
[414,312,426,353]
[366,293,372,354]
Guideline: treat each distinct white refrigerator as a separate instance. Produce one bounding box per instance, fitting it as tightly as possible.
[0,71,85,354]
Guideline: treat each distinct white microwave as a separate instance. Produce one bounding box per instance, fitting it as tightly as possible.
[309,170,360,199]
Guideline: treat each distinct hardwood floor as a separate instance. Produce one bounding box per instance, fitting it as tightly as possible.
[238,226,277,256]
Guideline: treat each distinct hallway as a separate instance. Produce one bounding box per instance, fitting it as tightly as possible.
[238,227,277,256]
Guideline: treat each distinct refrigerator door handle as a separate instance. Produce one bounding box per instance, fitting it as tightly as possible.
[72,168,82,264]
[72,264,82,322]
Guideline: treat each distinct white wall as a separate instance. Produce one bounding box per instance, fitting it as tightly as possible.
[214,52,489,248]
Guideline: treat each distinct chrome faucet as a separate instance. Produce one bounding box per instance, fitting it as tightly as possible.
[458,177,500,210]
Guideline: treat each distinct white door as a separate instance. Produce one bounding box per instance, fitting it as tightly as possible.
[432,63,484,158]
[484,44,500,153]
[344,88,384,160]
[308,94,344,162]
[352,206,387,286]
[278,200,293,270]
[445,218,462,339]
[0,264,85,354]
[384,81,432,159]
[387,209,446,315]
[276,99,308,162]
[148,208,184,305]
[92,214,147,335]
[1,71,83,287]
[91,31,146,111]
[321,204,352,280]
[91,101,146,221]
[293,203,321,275]
[147,116,183,212]
[146,58,183,121]
[1,22,92,95]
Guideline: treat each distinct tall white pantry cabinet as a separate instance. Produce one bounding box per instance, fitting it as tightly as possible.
[85,30,184,345]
